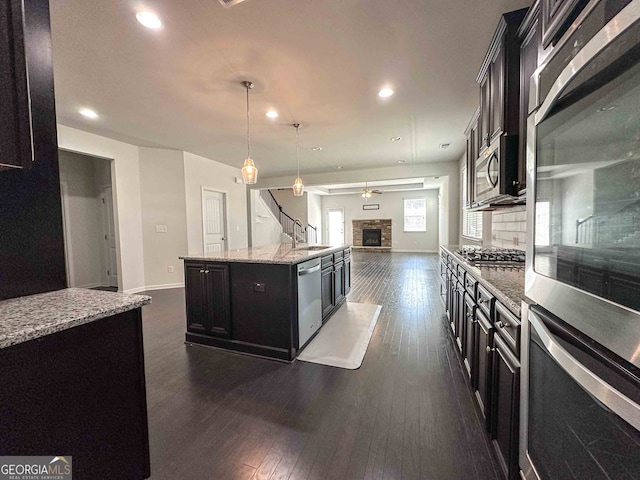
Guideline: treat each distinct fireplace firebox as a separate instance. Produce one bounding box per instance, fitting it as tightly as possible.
[362,229,382,247]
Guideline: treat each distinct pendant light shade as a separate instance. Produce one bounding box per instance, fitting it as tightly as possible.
[240,81,258,184]
[292,123,304,196]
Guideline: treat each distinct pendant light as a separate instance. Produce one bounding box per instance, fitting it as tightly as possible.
[240,81,258,184]
[292,123,304,196]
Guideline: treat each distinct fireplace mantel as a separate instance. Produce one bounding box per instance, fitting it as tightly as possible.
[352,219,392,252]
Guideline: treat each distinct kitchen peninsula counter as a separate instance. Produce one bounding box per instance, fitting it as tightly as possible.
[0,287,151,348]
[0,288,152,479]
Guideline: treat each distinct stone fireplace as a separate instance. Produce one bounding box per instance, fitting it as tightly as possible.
[352,219,392,251]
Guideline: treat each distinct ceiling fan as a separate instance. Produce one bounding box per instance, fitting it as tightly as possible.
[361,183,383,199]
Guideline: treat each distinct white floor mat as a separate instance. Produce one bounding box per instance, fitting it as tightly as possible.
[297,302,382,370]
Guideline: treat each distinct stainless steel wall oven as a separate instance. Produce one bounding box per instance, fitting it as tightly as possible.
[522,0,640,477]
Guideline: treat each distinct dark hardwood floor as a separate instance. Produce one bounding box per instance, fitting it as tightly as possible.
[141,252,502,480]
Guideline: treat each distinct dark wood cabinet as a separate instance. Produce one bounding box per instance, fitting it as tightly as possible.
[491,334,521,480]
[334,260,345,305]
[479,72,491,152]
[321,249,350,322]
[0,0,35,170]
[344,254,351,296]
[0,0,66,301]
[463,293,477,383]
[465,109,480,206]
[541,0,587,48]
[322,266,334,318]
[517,4,541,195]
[185,262,231,338]
[474,309,494,428]
[489,45,505,141]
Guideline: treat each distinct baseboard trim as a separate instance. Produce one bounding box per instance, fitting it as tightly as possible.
[124,283,184,294]
[75,282,103,289]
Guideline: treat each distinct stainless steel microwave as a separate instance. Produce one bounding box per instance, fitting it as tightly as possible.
[525,0,640,371]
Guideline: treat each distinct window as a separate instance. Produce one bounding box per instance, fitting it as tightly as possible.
[535,201,550,247]
[462,166,483,239]
[404,197,426,232]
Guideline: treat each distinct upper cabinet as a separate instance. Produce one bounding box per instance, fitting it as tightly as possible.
[541,0,588,48]
[476,9,527,155]
[0,0,54,171]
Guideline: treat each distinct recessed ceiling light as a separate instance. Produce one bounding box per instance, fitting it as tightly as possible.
[378,87,394,98]
[265,110,278,118]
[311,147,323,152]
[337,166,344,169]
[390,136,402,142]
[79,108,98,119]
[439,143,451,149]
[136,11,162,29]
[397,160,406,164]
[434,176,440,179]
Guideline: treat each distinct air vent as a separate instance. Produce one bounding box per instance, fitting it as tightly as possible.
[439,143,451,150]
[218,0,247,7]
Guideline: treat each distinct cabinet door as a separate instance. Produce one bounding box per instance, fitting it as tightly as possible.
[204,264,231,338]
[321,267,334,319]
[490,45,504,141]
[463,294,476,385]
[475,309,494,429]
[479,72,491,152]
[344,256,351,296]
[491,335,520,480]
[0,0,34,170]
[518,16,540,194]
[334,261,345,305]
[185,263,208,334]
[454,283,465,352]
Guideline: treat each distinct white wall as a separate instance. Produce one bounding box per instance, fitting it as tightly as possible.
[321,189,440,252]
[307,192,322,244]
[183,152,248,254]
[251,190,283,247]
[561,171,594,245]
[139,148,189,288]
[57,125,146,293]
[58,150,105,288]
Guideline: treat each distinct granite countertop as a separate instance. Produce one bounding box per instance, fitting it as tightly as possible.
[180,244,351,265]
[441,245,525,317]
[0,288,151,349]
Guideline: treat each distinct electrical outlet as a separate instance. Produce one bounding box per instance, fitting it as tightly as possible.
[156,225,168,233]
[167,265,174,273]
[253,282,265,292]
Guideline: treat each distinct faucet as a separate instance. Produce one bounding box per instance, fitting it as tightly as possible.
[292,218,303,248]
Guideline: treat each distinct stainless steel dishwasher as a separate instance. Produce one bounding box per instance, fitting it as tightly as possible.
[297,258,322,349]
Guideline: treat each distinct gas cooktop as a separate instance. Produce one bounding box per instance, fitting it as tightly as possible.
[456,246,526,267]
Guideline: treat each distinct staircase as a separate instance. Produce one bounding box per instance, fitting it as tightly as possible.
[258,189,317,244]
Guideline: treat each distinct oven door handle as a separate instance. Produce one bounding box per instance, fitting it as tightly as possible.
[529,311,640,431]
[535,2,640,125]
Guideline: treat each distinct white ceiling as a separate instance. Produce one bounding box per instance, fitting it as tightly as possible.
[49,0,532,177]
[305,177,442,195]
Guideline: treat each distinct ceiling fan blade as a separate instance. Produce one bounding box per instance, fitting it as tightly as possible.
[372,190,383,194]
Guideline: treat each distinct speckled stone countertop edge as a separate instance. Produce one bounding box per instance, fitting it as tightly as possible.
[440,246,525,318]
[180,244,351,265]
[0,288,152,350]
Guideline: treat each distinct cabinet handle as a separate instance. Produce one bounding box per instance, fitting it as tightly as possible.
[486,346,495,353]
[496,321,505,329]
[513,180,520,187]
[199,270,205,273]
[478,298,485,304]
[204,270,209,274]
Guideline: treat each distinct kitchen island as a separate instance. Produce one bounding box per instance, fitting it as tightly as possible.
[0,288,152,479]
[180,244,351,361]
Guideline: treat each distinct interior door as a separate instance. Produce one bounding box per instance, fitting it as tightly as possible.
[101,186,118,287]
[326,208,344,246]
[202,189,226,254]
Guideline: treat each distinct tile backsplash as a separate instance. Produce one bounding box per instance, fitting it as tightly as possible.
[491,205,527,250]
